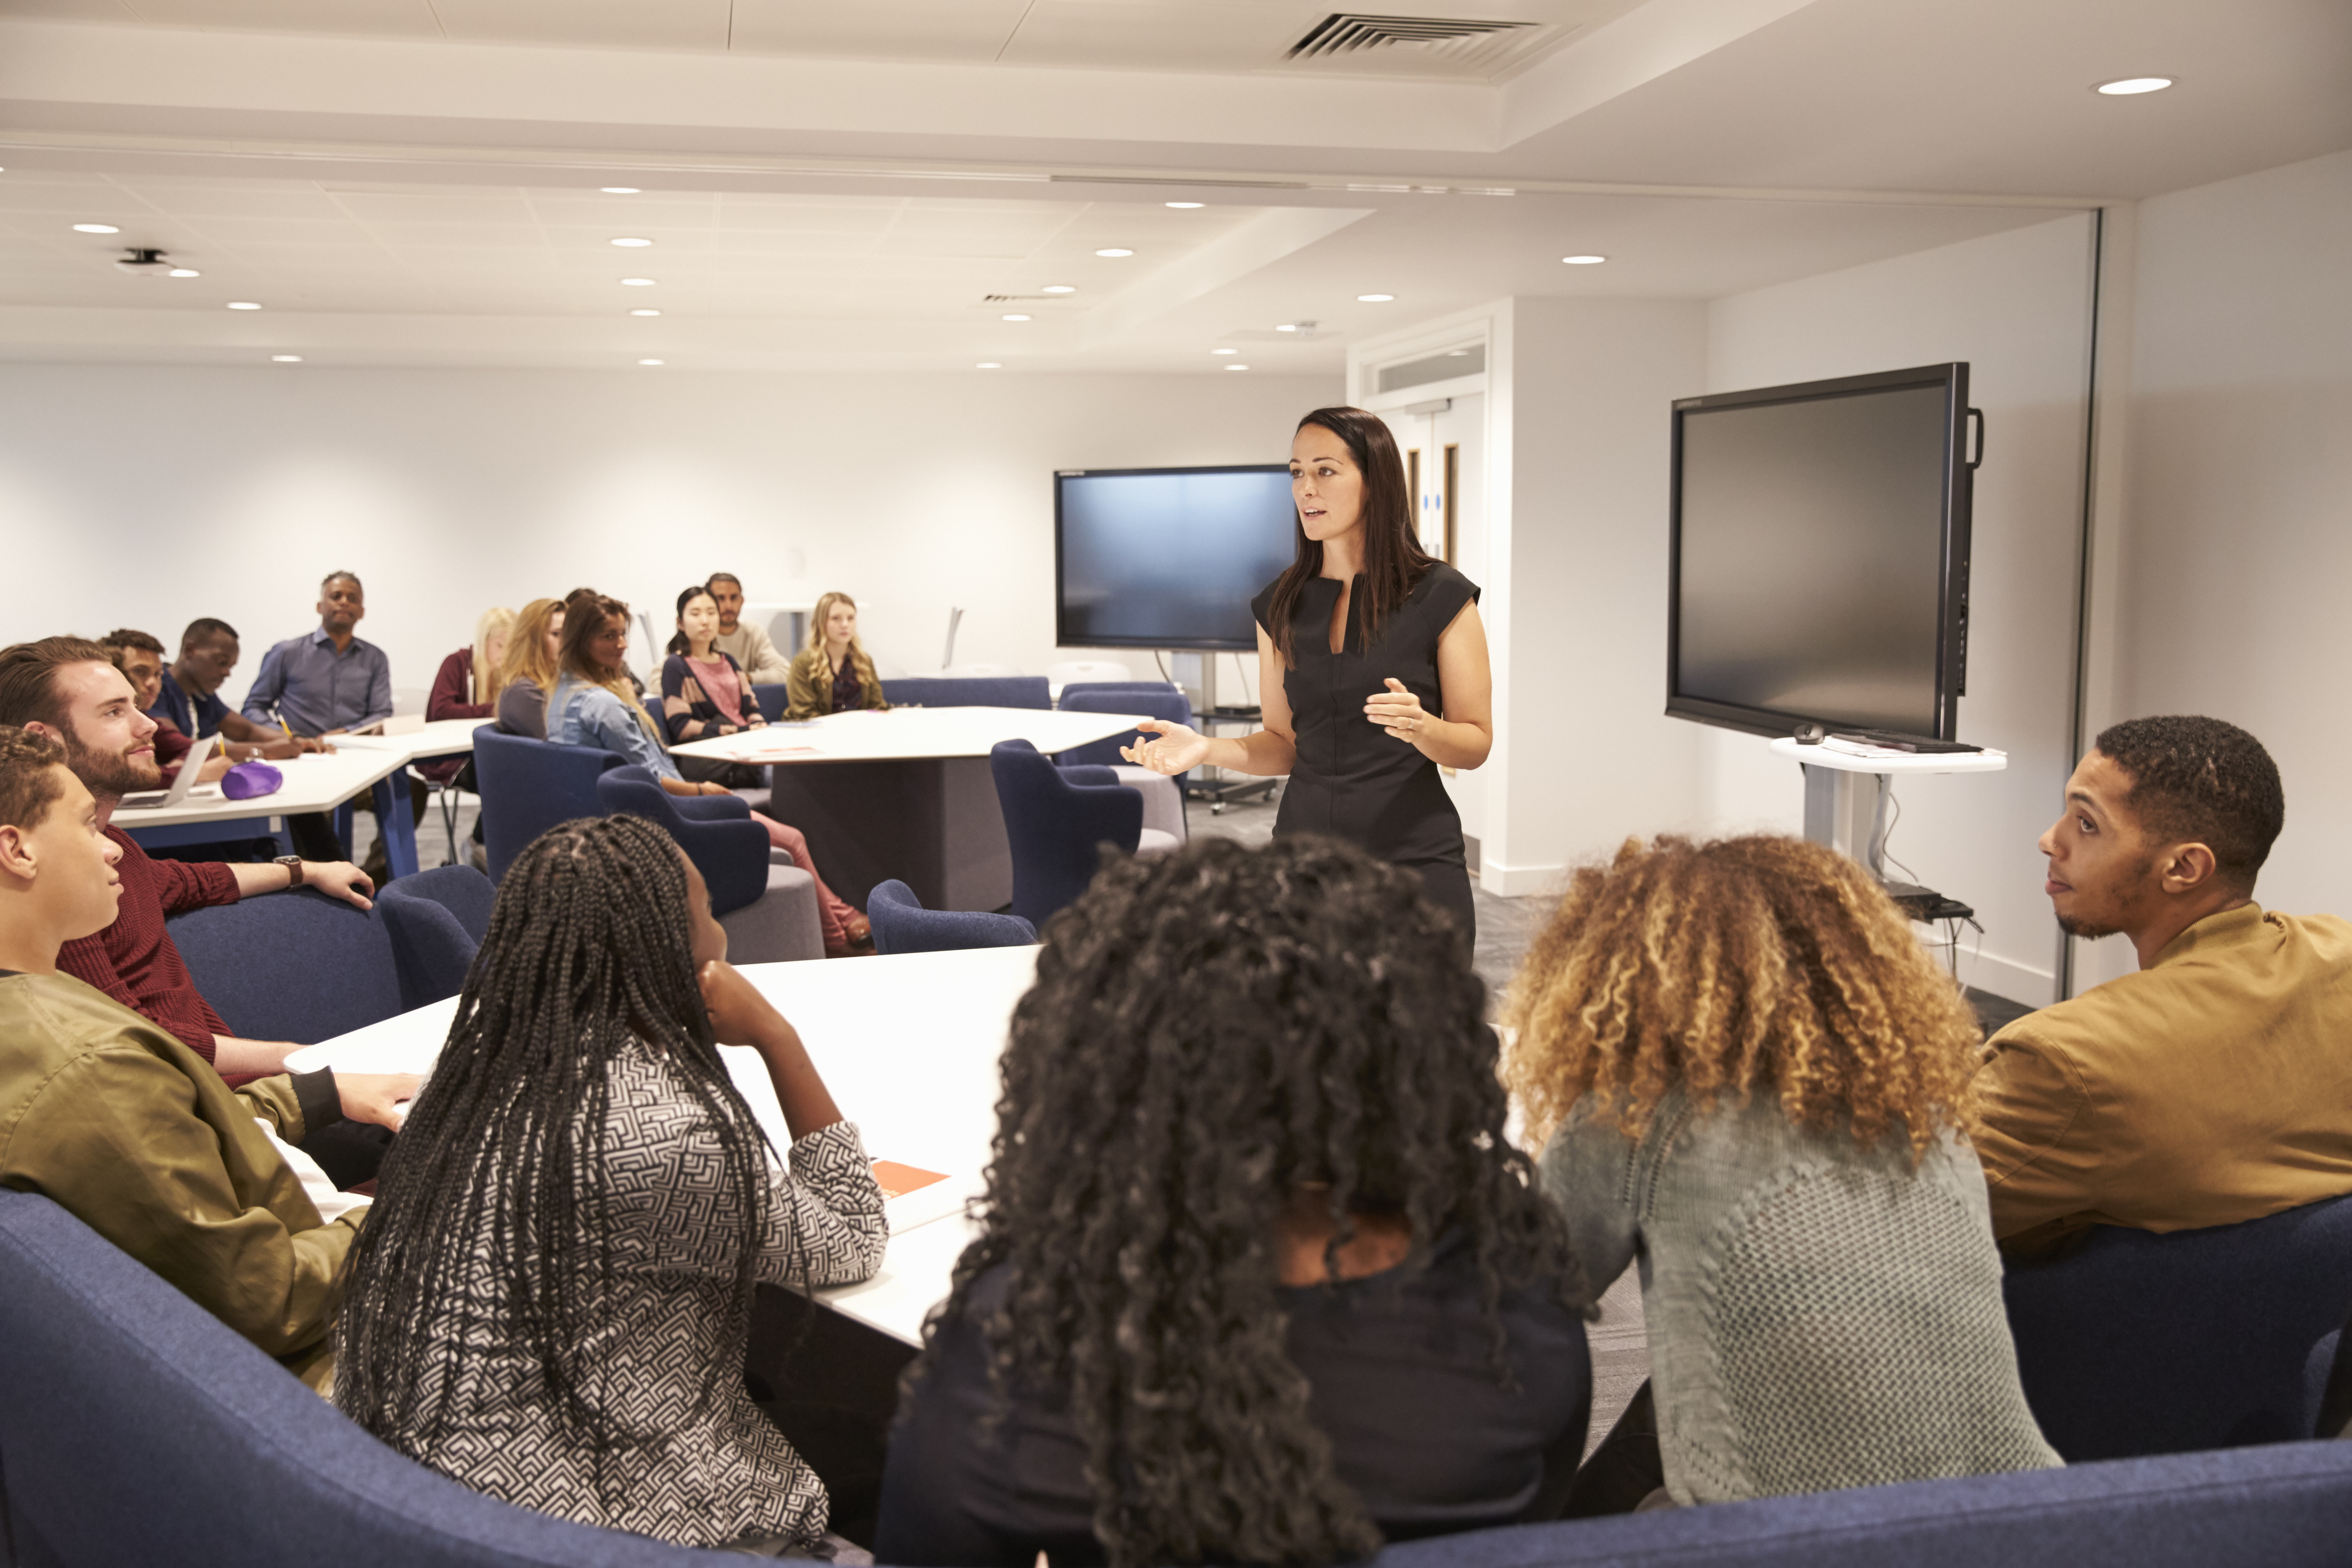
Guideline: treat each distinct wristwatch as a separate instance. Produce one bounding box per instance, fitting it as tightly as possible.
[274,855,306,887]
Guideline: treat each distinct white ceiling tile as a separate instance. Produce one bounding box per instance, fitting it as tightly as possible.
[997,0,1316,73]
[428,0,730,49]
[169,216,376,246]
[726,0,1031,63]
[109,186,355,221]
[329,193,541,224]
[122,0,442,37]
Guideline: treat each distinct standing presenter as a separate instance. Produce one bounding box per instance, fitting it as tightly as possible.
[1123,407,1492,940]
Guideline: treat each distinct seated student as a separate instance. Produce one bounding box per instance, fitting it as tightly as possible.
[1503,833,2058,1511]
[424,607,513,869]
[0,724,419,1390]
[334,813,885,1551]
[494,597,563,739]
[153,617,317,761]
[103,629,226,786]
[242,570,420,874]
[878,836,1591,1568]
[707,572,793,685]
[784,591,890,721]
[549,595,870,956]
[0,637,412,1187]
[662,584,769,790]
[1975,715,2352,1259]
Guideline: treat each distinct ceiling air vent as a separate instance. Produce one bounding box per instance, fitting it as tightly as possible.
[1287,13,1547,74]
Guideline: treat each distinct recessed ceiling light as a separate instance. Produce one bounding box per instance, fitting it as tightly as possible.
[73,223,121,234]
[1095,247,1135,258]
[629,308,662,317]
[611,237,653,247]
[1165,201,1205,209]
[976,362,1003,370]
[1211,348,1238,355]
[620,277,657,286]
[1002,313,1032,322]
[601,186,642,194]
[1562,254,1607,265]
[271,354,302,363]
[1447,349,1470,357]
[226,301,262,310]
[1357,294,1395,303]
[167,267,201,278]
[2096,76,2173,95]
[1041,284,1076,294]
[638,358,665,366]
[1225,364,1250,372]
[1276,324,1297,332]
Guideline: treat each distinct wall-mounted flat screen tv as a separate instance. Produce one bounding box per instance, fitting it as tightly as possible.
[1667,362,1980,741]
[1055,465,1298,652]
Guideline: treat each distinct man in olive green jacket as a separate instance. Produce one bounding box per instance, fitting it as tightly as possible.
[0,724,368,1388]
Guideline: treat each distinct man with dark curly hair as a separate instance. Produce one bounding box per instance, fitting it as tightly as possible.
[1975,715,2352,1258]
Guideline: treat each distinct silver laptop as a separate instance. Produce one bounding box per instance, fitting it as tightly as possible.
[117,734,221,811]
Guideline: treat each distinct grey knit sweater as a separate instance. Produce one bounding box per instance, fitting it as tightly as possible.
[1539,1090,2058,1504]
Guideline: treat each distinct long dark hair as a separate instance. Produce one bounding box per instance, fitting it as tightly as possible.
[1262,407,1436,667]
[915,835,1586,1568]
[666,584,718,659]
[335,816,780,1454]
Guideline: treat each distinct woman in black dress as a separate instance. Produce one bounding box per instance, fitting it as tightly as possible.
[1123,406,1493,940]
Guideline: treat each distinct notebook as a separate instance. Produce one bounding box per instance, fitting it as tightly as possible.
[116,734,220,811]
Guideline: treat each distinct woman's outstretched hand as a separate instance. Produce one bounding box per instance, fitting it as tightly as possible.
[1121,717,1211,775]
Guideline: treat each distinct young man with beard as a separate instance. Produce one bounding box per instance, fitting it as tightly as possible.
[0,637,415,1185]
[1975,715,2352,1259]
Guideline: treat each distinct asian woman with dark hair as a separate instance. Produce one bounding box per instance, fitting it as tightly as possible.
[1117,408,1493,942]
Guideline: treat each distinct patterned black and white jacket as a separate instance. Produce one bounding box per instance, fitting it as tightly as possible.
[351,1042,888,1548]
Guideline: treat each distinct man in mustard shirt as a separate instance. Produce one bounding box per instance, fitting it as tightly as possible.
[1975,715,2352,1259]
[0,725,405,1388]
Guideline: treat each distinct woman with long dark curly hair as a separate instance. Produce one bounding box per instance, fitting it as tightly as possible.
[876,835,1590,1568]
[1118,408,1492,943]
[1503,834,2057,1512]
[334,814,887,1553]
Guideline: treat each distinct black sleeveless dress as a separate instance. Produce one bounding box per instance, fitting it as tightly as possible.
[1250,563,1480,941]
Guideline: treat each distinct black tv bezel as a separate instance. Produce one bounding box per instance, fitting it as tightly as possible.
[1665,362,1974,743]
[1052,462,1297,653]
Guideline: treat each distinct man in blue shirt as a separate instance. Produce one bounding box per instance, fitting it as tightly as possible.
[154,618,315,760]
[242,573,420,876]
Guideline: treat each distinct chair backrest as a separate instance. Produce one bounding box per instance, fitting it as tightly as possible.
[2004,1191,2352,1459]
[471,726,624,884]
[881,676,1051,711]
[377,867,492,1008]
[593,765,769,917]
[988,740,1143,929]
[1055,686,1195,773]
[1044,659,1132,696]
[867,878,1036,955]
[752,682,789,723]
[166,888,406,1046]
[0,1188,710,1568]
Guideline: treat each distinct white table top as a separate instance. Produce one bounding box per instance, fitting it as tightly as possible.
[328,717,485,761]
[113,746,412,829]
[671,705,1146,766]
[1768,736,2009,775]
[287,943,1039,1346]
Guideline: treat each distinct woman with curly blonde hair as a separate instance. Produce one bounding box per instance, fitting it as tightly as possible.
[1504,833,2055,1512]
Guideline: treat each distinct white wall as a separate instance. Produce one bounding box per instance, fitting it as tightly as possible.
[1695,215,2098,1006]
[2113,145,2352,935]
[0,366,1338,701]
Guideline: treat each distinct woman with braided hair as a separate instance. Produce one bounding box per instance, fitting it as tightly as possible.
[877,835,1591,1568]
[333,813,886,1553]
[1503,834,2056,1514]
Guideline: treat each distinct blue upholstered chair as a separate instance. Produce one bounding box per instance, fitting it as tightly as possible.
[867,878,1036,955]
[880,676,1050,710]
[989,740,1176,930]
[166,889,406,1045]
[753,682,789,723]
[1055,685,1193,843]
[594,766,824,963]
[470,726,623,884]
[377,865,494,1007]
[2004,1191,2352,1460]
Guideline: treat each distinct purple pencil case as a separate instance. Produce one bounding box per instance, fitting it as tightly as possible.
[220,761,284,800]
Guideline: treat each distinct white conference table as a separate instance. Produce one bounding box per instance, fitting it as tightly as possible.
[121,718,485,880]
[287,942,1038,1347]
[674,706,1147,912]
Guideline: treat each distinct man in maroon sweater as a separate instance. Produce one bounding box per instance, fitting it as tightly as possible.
[0,637,414,1176]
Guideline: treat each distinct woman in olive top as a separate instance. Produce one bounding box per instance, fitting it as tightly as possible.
[783,592,889,721]
[1117,408,1491,942]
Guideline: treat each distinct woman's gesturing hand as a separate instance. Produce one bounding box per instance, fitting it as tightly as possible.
[1121,718,1212,775]
[1366,677,1428,744]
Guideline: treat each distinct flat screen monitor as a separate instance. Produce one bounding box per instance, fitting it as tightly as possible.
[1667,362,1976,741]
[1054,465,1298,652]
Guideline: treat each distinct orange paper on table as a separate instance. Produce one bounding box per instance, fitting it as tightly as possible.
[872,1161,950,1200]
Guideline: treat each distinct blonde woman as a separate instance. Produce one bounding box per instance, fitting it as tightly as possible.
[494,598,563,740]
[783,591,889,721]
[1504,834,2056,1512]
[424,608,514,801]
